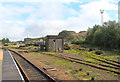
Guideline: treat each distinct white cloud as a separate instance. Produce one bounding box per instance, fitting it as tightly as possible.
[79,0,117,22]
[0,0,118,41]
[26,3,67,21]
[0,21,24,41]
[23,20,67,38]
[0,0,79,2]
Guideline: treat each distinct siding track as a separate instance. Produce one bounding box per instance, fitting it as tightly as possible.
[43,53,120,75]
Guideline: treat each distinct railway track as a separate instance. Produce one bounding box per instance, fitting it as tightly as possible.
[67,56,119,69]
[74,49,120,66]
[62,53,120,68]
[9,49,56,82]
[89,56,120,67]
[94,55,120,64]
[42,53,120,75]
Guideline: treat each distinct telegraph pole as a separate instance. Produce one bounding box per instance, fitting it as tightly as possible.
[100,9,104,26]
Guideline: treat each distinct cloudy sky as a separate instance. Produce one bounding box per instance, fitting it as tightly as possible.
[0,0,118,41]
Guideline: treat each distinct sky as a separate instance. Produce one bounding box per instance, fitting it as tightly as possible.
[0,0,118,41]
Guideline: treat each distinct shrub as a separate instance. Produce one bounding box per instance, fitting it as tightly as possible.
[79,68,82,71]
[87,72,90,75]
[91,76,95,80]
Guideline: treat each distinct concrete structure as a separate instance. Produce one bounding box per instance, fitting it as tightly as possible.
[2,51,23,80]
[45,35,64,51]
[118,1,120,28]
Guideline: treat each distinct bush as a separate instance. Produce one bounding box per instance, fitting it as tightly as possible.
[87,72,90,75]
[71,37,78,44]
[85,21,120,49]
[91,76,95,80]
[79,68,82,71]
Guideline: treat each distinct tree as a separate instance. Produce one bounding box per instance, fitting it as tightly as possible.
[85,28,94,44]
[85,20,119,49]
[78,37,84,43]
[2,38,10,44]
[6,38,9,43]
[71,36,78,44]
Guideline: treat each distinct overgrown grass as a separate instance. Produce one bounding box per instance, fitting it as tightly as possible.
[3,45,17,49]
[66,48,119,72]
[20,45,37,50]
[37,52,73,68]
[31,52,100,80]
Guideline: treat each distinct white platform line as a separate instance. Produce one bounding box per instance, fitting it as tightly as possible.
[8,51,25,81]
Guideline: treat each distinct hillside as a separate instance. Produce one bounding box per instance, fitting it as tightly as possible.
[58,30,87,42]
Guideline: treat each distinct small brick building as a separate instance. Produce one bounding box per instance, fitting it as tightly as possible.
[45,35,64,51]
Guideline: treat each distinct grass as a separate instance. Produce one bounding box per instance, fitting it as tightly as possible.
[95,73,101,76]
[37,52,73,68]
[20,45,38,50]
[71,48,119,65]
[21,45,119,76]
[82,78,90,80]
[7,44,120,80]
[29,51,102,80]
[49,58,72,68]
[86,71,92,75]
[65,48,120,73]
[3,45,17,49]
[91,75,95,80]
[79,68,82,71]
[111,72,118,76]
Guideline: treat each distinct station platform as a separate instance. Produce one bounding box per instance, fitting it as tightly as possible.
[0,46,3,82]
[2,50,24,81]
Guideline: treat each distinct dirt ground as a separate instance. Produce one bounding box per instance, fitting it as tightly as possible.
[11,49,119,80]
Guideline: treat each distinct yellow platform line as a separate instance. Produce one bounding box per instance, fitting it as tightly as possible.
[0,49,3,81]
[0,50,3,60]
[1,50,3,61]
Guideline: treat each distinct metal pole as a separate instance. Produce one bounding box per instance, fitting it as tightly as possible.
[118,2,120,49]
[100,9,104,26]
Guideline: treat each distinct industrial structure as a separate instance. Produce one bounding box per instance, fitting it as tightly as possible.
[45,35,64,51]
[100,9,104,26]
[118,1,120,28]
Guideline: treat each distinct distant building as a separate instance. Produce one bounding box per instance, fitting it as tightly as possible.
[24,38,32,42]
[17,41,23,44]
[45,35,64,51]
[39,39,43,42]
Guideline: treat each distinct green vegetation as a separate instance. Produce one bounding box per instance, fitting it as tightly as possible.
[38,52,100,80]
[39,52,73,68]
[85,21,120,49]
[58,30,76,38]
[87,71,92,75]
[79,68,82,71]
[2,38,10,44]
[71,37,78,44]
[4,20,120,80]
[58,30,86,42]
[66,48,119,72]
[91,75,95,80]
[20,45,36,50]
[7,44,119,80]
[3,45,14,49]
[30,37,45,42]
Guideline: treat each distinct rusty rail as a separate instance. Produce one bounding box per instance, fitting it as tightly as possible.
[9,49,57,82]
